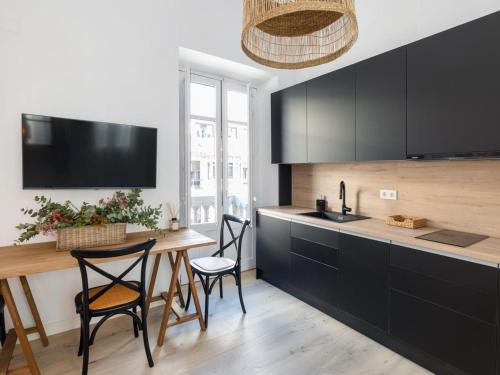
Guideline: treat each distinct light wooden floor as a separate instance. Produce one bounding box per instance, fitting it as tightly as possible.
[10,271,432,375]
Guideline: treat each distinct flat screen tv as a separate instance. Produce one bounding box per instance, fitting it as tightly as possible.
[22,114,157,188]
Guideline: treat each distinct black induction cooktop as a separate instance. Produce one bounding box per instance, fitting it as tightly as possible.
[416,229,489,248]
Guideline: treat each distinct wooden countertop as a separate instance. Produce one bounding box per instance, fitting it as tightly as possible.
[258,206,500,266]
[0,229,216,279]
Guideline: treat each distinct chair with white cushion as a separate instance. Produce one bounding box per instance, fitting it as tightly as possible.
[185,214,250,327]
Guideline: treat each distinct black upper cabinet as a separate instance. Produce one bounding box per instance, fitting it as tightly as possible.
[272,11,500,163]
[407,11,500,157]
[356,48,407,161]
[270,92,282,164]
[307,67,356,163]
[271,83,307,164]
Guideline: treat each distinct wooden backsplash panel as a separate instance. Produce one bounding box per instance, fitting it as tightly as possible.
[292,160,500,237]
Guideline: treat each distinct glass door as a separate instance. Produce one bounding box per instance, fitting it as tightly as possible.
[224,83,251,220]
[187,74,222,243]
[180,71,254,270]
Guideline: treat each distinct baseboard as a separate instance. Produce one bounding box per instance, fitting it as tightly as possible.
[241,258,256,271]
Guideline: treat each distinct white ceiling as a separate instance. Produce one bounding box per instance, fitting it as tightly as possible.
[177,0,500,90]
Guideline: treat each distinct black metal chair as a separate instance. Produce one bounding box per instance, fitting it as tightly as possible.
[185,214,250,327]
[71,239,156,375]
[0,295,6,346]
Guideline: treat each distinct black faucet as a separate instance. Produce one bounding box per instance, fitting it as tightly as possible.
[339,181,352,216]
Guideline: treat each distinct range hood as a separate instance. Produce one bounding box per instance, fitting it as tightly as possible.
[407,151,500,160]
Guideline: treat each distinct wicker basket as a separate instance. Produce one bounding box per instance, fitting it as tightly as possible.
[386,215,427,229]
[56,223,127,251]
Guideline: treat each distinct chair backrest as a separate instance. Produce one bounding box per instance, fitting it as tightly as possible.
[70,239,156,309]
[216,214,250,266]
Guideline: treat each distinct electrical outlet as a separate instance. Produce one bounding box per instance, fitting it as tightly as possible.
[380,189,398,200]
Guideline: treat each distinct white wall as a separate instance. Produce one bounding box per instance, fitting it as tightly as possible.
[1,0,500,337]
[0,0,180,334]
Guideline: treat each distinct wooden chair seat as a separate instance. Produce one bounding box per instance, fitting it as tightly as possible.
[76,282,140,311]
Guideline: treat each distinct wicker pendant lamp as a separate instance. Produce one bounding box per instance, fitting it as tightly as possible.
[241,0,358,69]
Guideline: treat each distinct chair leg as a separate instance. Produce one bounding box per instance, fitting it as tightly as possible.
[0,309,6,346]
[185,283,192,312]
[141,303,154,368]
[89,314,114,346]
[219,276,223,299]
[204,275,210,327]
[133,307,139,337]
[82,314,90,375]
[236,271,246,314]
[77,316,83,356]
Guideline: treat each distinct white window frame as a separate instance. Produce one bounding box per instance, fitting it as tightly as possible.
[223,79,253,221]
[179,68,255,231]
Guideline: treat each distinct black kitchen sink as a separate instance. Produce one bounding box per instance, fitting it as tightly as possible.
[299,211,370,223]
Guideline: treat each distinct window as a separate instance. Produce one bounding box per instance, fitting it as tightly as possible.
[188,79,219,225]
[191,82,216,118]
[196,123,213,138]
[228,126,238,139]
[242,165,248,182]
[181,72,252,231]
[225,87,250,220]
[191,161,200,188]
[207,161,216,180]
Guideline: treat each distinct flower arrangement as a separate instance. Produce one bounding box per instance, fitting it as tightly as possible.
[16,189,162,244]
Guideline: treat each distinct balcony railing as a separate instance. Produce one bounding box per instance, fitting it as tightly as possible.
[190,195,249,224]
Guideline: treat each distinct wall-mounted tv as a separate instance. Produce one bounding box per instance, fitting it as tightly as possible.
[22,114,157,189]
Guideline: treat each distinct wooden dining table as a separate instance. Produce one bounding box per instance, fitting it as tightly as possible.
[0,228,216,375]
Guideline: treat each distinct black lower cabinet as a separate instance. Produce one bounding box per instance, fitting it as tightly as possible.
[256,214,290,289]
[256,216,500,375]
[289,253,338,313]
[288,223,340,313]
[391,290,496,375]
[338,234,389,331]
[390,244,498,375]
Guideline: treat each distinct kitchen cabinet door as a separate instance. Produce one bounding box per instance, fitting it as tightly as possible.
[356,48,406,161]
[391,290,496,375]
[338,233,389,331]
[289,253,339,312]
[407,11,500,157]
[289,223,340,312]
[389,244,497,375]
[390,244,497,324]
[271,83,307,164]
[256,214,290,289]
[307,67,356,163]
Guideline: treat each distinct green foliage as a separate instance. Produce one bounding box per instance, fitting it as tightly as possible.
[16,189,162,244]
